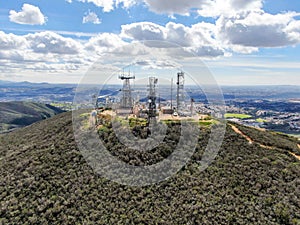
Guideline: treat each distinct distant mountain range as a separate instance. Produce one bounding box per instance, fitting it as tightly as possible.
[0,80,299,102]
[0,101,64,133]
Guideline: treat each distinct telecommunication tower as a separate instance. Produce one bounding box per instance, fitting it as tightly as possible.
[176,71,185,113]
[191,98,195,116]
[147,77,158,123]
[119,72,135,109]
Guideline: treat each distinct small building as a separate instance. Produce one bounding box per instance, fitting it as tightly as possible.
[161,107,174,115]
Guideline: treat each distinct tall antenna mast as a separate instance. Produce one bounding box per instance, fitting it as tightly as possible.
[170,78,173,110]
[147,77,158,124]
[119,72,135,109]
[176,71,185,114]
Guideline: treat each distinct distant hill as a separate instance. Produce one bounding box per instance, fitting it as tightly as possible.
[0,101,65,133]
[0,112,299,224]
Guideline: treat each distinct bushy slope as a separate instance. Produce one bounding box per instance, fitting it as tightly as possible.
[0,101,64,133]
[0,112,299,224]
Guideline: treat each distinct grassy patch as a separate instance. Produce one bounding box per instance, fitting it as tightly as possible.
[79,113,90,118]
[225,113,252,119]
[198,119,219,126]
[199,121,213,126]
[128,118,147,127]
[256,118,267,123]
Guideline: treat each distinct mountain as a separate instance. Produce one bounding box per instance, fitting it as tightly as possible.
[0,112,299,224]
[0,101,65,133]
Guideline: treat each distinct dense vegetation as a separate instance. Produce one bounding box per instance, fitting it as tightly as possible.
[0,101,64,133]
[0,112,299,224]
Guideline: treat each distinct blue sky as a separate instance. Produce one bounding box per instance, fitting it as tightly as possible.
[0,0,300,85]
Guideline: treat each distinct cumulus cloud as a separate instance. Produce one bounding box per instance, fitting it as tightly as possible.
[165,22,193,47]
[68,0,263,17]
[2,7,300,78]
[115,0,137,9]
[285,20,300,43]
[0,31,27,50]
[121,22,166,41]
[121,21,215,46]
[85,33,125,52]
[78,0,114,12]
[0,31,91,76]
[9,4,47,25]
[198,0,263,17]
[121,21,225,57]
[70,0,137,12]
[134,59,181,69]
[187,46,225,57]
[217,11,300,48]
[142,0,263,17]
[143,0,206,15]
[83,11,101,24]
[25,31,82,54]
[0,50,24,62]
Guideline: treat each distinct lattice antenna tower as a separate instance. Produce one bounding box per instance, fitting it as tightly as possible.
[147,77,158,122]
[119,70,135,109]
[176,71,185,113]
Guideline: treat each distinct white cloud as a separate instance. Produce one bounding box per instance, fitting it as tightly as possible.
[2,5,300,82]
[165,22,192,47]
[115,0,137,9]
[143,0,206,16]
[285,20,300,43]
[47,30,99,38]
[0,50,25,62]
[0,31,93,78]
[83,11,101,24]
[9,4,47,25]
[25,31,82,54]
[78,0,114,12]
[70,0,138,11]
[134,59,181,69]
[217,11,300,48]
[68,0,263,17]
[0,31,27,50]
[121,21,216,47]
[85,33,126,52]
[198,0,263,18]
[142,0,263,17]
[121,22,166,41]
[121,21,225,57]
[187,46,225,57]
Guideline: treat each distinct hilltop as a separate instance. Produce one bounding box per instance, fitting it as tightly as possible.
[0,101,65,133]
[0,112,299,224]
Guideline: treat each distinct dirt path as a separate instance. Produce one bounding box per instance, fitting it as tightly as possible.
[229,124,253,144]
[289,152,300,161]
[229,124,300,161]
[290,144,300,160]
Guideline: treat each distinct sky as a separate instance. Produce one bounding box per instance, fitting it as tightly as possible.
[0,0,300,85]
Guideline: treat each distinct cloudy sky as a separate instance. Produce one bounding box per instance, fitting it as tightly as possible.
[1,0,300,85]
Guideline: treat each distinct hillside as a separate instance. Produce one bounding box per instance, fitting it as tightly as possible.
[0,101,65,133]
[0,112,300,224]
